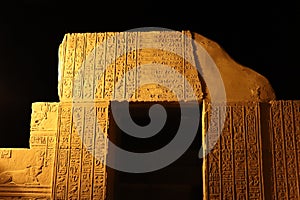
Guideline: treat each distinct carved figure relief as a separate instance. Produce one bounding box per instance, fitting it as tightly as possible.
[0,151,45,185]
[31,103,59,131]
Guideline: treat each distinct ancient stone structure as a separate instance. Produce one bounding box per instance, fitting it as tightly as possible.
[0,31,298,199]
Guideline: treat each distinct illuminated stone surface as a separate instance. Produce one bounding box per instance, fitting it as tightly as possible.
[0,31,298,200]
[58,31,275,102]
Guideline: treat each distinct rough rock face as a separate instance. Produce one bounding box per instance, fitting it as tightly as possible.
[193,32,276,102]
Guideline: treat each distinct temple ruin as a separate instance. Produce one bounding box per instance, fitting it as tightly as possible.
[0,30,299,199]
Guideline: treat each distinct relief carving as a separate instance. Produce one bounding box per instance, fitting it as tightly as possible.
[204,103,264,199]
[0,151,45,185]
[270,101,300,199]
[30,103,59,131]
[0,150,11,159]
[1,31,296,200]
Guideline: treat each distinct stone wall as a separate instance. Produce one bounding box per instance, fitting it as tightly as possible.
[204,101,300,200]
[0,31,297,199]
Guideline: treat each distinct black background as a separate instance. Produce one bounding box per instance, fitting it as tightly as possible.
[0,1,299,147]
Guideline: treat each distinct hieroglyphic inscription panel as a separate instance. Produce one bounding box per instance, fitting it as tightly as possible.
[270,101,300,200]
[53,102,109,200]
[30,103,58,170]
[58,31,203,103]
[204,102,264,199]
[0,103,58,199]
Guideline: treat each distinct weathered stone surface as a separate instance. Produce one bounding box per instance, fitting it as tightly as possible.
[0,31,296,200]
[203,102,264,199]
[58,31,204,102]
[57,31,275,103]
[203,100,300,200]
[193,33,276,102]
[0,103,58,199]
[52,102,109,200]
[268,100,300,200]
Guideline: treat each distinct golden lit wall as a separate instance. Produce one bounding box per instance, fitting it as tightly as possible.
[0,31,297,200]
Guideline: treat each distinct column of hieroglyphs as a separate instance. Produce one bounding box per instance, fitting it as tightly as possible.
[54,33,110,200]
[204,102,264,200]
[270,101,300,200]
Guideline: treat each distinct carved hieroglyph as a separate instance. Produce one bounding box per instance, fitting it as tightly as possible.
[53,102,109,200]
[58,31,204,102]
[203,101,300,200]
[0,102,58,199]
[203,102,264,199]
[269,101,300,200]
[0,30,298,200]
[58,31,275,103]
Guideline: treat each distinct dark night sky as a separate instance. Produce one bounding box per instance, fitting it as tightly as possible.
[0,1,299,147]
